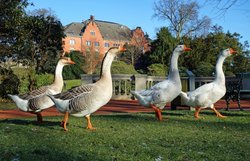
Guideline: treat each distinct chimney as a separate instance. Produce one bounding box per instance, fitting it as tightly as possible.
[90,15,94,21]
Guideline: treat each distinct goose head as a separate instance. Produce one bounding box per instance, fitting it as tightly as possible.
[221,48,237,57]
[173,45,192,55]
[58,57,75,66]
[106,46,126,58]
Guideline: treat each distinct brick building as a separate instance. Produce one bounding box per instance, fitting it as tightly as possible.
[62,15,150,56]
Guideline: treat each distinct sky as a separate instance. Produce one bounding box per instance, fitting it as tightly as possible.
[26,0,250,44]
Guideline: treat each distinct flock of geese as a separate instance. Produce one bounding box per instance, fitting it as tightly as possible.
[8,45,236,131]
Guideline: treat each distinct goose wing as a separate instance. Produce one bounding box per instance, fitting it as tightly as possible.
[187,83,214,98]
[21,86,50,100]
[53,84,95,100]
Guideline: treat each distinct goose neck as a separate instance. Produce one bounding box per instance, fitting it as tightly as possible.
[53,62,64,88]
[99,54,114,80]
[214,54,226,84]
[168,52,180,81]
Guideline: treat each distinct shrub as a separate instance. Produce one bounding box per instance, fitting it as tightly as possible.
[147,63,168,76]
[193,62,214,77]
[94,61,138,75]
[0,67,20,98]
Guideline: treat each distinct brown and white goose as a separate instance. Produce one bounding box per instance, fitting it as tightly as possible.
[180,48,237,118]
[48,47,126,131]
[8,57,75,123]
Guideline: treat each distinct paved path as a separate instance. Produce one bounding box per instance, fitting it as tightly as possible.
[0,99,249,119]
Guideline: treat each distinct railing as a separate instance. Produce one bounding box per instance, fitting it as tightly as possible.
[81,74,190,100]
[81,73,250,100]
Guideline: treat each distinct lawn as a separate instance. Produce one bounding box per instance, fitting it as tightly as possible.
[0,110,249,161]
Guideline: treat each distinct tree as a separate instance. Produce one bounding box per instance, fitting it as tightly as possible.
[182,26,250,76]
[0,2,65,91]
[15,10,65,73]
[203,0,249,17]
[120,44,140,65]
[153,0,211,41]
[63,51,85,80]
[149,27,176,66]
[0,0,29,56]
[83,44,102,74]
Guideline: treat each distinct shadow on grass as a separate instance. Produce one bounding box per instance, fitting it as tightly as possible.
[197,110,250,117]
[0,118,60,127]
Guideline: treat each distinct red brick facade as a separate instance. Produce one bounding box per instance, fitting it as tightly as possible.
[63,15,150,57]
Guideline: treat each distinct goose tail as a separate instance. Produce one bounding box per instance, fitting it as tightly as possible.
[8,94,29,112]
[47,94,69,113]
[131,91,151,107]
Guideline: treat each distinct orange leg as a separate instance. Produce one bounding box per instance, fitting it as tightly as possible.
[151,105,162,121]
[36,112,43,124]
[85,115,96,130]
[194,107,202,119]
[211,108,226,118]
[60,112,69,131]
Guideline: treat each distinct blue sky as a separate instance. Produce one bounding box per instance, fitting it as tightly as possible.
[26,0,250,44]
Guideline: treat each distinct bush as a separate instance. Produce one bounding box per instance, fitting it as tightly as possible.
[0,67,20,98]
[147,63,168,76]
[63,51,85,80]
[111,61,138,74]
[94,61,138,75]
[193,62,214,77]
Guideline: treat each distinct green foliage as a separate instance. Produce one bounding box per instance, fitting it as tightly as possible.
[0,0,29,55]
[94,61,138,75]
[1,2,64,90]
[147,63,168,76]
[192,62,214,77]
[63,79,81,91]
[111,61,138,74]
[0,110,249,160]
[11,67,53,95]
[62,51,85,80]
[15,13,64,74]
[36,73,54,87]
[145,25,250,76]
[0,67,20,98]
[149,27,177,66]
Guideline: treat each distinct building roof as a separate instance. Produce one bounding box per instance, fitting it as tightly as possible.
[64,18,132,41]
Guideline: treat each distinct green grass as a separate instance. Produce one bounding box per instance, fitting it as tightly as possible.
[63,79,81,91]
[0,110,250,161]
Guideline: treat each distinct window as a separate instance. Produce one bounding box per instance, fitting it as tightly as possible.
[113,43,120,47]
[86,41,91,46]
[104,42,110,47]
[94,42,100,47]
[90,30,95,36]
[69,39,75,45]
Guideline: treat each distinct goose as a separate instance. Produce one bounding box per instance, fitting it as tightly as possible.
[180,48,237,118]
[8,57,75,123]
[47,47,126,131]
[131,45,191,121]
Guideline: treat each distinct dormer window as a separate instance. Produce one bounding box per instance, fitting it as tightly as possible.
[69,39,75,45]
[90,30,95,36]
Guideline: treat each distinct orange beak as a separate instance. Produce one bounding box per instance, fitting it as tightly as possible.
[229,48,237,54]
[119,46,126,52]
[69,60,75,65]
[184,45,192,51]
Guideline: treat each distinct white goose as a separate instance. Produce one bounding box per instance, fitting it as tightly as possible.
[180,48,237,118]
[8,57,75,123]
[131,45,191,121]
[48,47,126,131]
